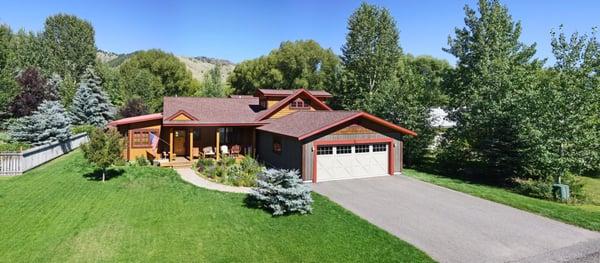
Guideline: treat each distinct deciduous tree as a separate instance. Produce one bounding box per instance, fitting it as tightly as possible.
[229,40,339,95]
[81,128,124,182]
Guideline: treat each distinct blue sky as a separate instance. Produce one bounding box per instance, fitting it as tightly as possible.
[0,0,598,64]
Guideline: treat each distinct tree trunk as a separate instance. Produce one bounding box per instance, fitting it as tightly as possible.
[102,169,106,182]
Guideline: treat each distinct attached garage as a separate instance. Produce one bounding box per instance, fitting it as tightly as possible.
[256,111,416,183]
[315,142,392,181]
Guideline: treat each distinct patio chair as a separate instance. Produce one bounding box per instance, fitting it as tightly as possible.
[230,145,241,157]
[201,146,215,158]
[220,145,230,156]
[192,147,201,159]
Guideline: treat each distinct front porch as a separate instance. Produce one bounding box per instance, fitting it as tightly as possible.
[158,126,256,165]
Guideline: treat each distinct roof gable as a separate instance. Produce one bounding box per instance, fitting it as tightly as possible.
[255,89,332,121]
[255,88,332,98]
[166,110,198,121]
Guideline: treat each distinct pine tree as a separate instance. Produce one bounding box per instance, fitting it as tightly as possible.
[249,169,313,216]
[440,0,542,182]
[70,66,114,126]
[9,100,71,146]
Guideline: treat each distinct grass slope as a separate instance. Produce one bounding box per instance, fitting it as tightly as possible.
[404,169,600,231]
[0,151,433,262]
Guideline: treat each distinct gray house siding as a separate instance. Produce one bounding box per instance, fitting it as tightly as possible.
[256,131,302,172]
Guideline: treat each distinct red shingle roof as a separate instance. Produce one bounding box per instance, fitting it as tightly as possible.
[108,113,163,127]
[257,111,417,139]
[162,97,264,126]
[256,89,332,98]
[257,111,360,138]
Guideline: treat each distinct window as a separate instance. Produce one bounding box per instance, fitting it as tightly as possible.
[336,145,352,154]
[290,98,310,109]
[372,144,387,152]
[355,144,370,153]
[131,129,158,148]
[219,128,234,144]
[317,146,333,155]
[272,136,282,154]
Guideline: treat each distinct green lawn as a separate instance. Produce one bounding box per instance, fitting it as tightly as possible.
[404,169,600,231]
[580,176,600,205]
[0,151,433,262]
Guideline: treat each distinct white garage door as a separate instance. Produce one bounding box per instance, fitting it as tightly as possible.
[316,143,389,182]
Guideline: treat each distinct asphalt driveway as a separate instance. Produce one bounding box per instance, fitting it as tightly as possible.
[313,176,600,263]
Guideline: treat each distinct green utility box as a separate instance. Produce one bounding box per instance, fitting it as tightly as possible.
[552,183,570,201]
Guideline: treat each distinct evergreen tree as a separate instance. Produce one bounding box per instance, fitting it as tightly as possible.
[9,100,71,145]
[70,66,114,127]
[439,0,542,183]
[337,2,401,110]
[9,67,58,117]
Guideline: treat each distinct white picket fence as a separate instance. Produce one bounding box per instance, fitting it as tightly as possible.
[0,133,89,176]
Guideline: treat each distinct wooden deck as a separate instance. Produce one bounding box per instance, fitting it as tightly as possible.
[155,157,194,168]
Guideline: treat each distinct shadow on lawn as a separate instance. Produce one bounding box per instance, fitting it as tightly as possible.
[83,168,125,181]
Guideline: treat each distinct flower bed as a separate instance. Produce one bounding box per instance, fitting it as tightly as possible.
[195,156,263,187]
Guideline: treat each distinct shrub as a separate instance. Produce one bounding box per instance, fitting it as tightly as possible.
[513,178,554,200]
[196,158,215,172]
[0,142,30,152]
[71,124,96,135]
[249,169,313,216]
[196,156,262,187]
[134,156,151,166]
[513,172,585,202]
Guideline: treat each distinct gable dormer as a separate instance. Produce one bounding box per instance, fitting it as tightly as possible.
[255,89,333,121]
[255,89,332,110]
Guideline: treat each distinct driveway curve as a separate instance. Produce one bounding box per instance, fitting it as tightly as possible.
[313,175,600,263]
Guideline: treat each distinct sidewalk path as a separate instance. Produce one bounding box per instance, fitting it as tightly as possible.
[175,168,251,194]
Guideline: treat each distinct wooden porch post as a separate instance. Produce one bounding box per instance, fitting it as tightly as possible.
[189,128,193,161]
[216,128,221,161]
[251,128,256,157]
[169,128,174,161]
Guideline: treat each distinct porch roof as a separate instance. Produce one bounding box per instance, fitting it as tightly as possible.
[107,113,163,127]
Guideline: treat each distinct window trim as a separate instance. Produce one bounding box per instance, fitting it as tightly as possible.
[372,143,387,152]
[355,144,370,153]
[335,145,352,154]
[289,98,311,110]
[316,146,333,155]
[131,128,159,148]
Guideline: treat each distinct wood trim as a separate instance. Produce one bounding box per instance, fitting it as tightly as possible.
[165,110,198,121]
[169,128,174,161]
[189,128,193,161]
[216,128,220,161]
[163,122,264,127]
[255,89,333,121]
[298,112,417,140]
[127,129,131,160]
[311,138,394,183]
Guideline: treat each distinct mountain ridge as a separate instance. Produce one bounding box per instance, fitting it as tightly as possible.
[96,49,236,82]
